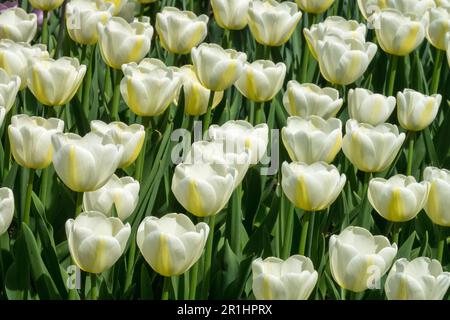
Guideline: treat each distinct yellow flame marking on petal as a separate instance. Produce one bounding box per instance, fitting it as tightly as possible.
[188,180,204,217]
[158,233,171,276]
[295,175,311,210]
[128,38,144,62]
[325,135,342,163]
[387,188,404,221]
[397,24,420,55]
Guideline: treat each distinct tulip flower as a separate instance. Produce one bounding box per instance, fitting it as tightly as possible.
[211,0,250,30]
[283,82,343,119]
[357,0,388,20]
[66,0,115,45]
[103,0,128,15]
[426,7,450,50]
[358,0,435,20]
[27,56,86,106]
[137,213,209,276]
[282,161,346,211]
[52,132,123,192]
[0,40,49,90]
[252,255,318,300]
[178,65,224,116]
[8,115,64,169]
[397,89,442,131]
[156,7,208,55]
[317,37,377,86]
[423,167,450,226]
[385,257,450,300]
[348,88,396,126]
[66,211,131,274]
[83,174,139,221]
[304,16,367,60]
[191,43,247,92]
[234,60,286,103]
[29,0,64,11]
[0,68,21,113]
[120,58,182,116]
[90,120,145,168]
[171,162,237,217]
[342,120,406,173]
[97,17,153,69]
[368,175,430,222]
[373,9,427,56]
[295,0,335,14]
[329,226,398,293]
[0,188,14,236]
[248,0,302,47]
[184,141,251,188]
[282,116,342,164]
[0,8,37,43]
[209,120,269,165]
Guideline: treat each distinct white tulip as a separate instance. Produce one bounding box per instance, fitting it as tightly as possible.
[137,213,209,276]
[66,211,131,274]
[116,1,135,22]
[83,174,139,221]
[0,188,14,236]
[52,132,123,192]
[191,43,247,92]
[9,115,64,169]
[0,68,20,113]
[397,89,442,131]
[426,7,450,50]
[211,0,250,30]
[281,161,346,211]
[342,120,406,173]
[358,0,435,19]
[368,175,430,222]
[385,257,450,300]
[103,0,128,15]
[209,120,269,165]
[357,0,389,20]
[0,8,37,43]
[248,0,302,47]
[329,226,398,292]
[171,162,237,217]
[282,116,342,164]
[252,255,318,300]
[423,167,450,226]
[295,0,335,14]
[348,88,396,126]
[234,60,286,102]
[29,0,65,11]
[283,82,343,119]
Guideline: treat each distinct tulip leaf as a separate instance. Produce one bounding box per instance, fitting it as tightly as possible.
[396,231,417,259]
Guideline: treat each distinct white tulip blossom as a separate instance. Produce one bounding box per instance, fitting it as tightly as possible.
[348,88,396,126]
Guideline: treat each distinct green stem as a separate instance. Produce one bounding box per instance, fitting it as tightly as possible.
[23,168,35,225]
[357,172,373,228]
[74,192,83,217]
[90,273,98,300]
[281,195,294,259]
[38,168,49,209]
[111,68,121,121]
[124,236,136,291]
[202,215,216,299]
[406,132,415,176]
[255,101,265,125]
[299,212,311,256]
[341,287,346,300]
[81,45,94,118]
[430,50,444,94]
[229,185,242,255]
[183,271,189,300]
[188,262,198,300]
[55,2,67,58]
[41,11,49,48]
[391,223,400,245]
[202,91,216,134]
[385,55,399,96]
[437,227,446,262]
[300,13,316,82]
[135,117,151,182]
[161,277,171,300]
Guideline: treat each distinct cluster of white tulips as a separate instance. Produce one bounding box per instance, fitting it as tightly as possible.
[0,0,449,301]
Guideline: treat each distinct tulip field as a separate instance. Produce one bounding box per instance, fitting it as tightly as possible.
[0,0,450,301]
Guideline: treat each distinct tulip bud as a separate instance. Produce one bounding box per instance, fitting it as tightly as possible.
[283,82,343,119]
[234,60,286,102]
[317,37,377,85]
[426,7,450,50]
[329,226,398,293]
[295,0,335,13]
[66,211,131,274]
[66,0,115,45]
[211,0,250,30]
[304,16,367,60]
[348,88,396,126]
[90,120,145,168]
[191,43,247,91]
[248,0,302,47]
[97,17,153,69]
[156,7,208,55]
[27,56,86,106]
[397,89,442,131]
[342,120,405,173]
[121,58,182,116]
[137,213,209,276]
[385,257,450,300]
[282,161,346,211]
[423,167,450,226]
[0,68,20,113]
[282,116,342,164]
[171,162,237,217]
[103,0,128,15]
[373,9,427,56]
[29,0,64,11]
[0,188,14,236]
[0,40,49,90]
[179,65,224,116]
[209,120,269,165]
[0,8,37,43]
[9,115,64,169]
[83,174,139,221]
[368,175,429,222]
[52,132,123,192]
[252,255,318,300]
